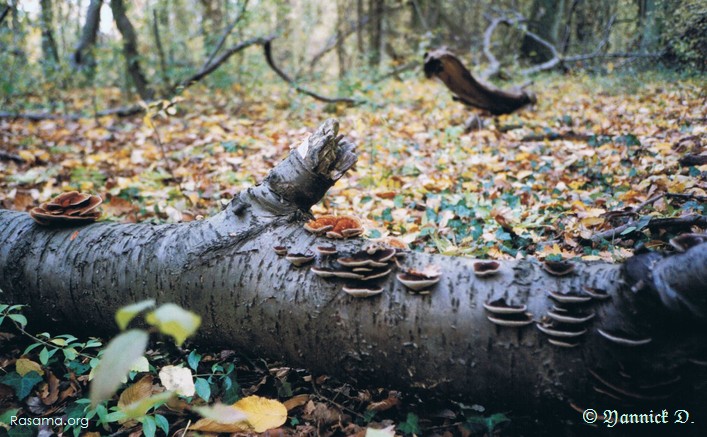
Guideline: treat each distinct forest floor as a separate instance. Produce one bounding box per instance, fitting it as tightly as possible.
[0,71,705,436]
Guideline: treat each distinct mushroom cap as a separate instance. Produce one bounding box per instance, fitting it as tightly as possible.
[305,215,363,239]
[310,266,337,278]
[596,328,652,346]
[343,285,384,298]
[583,286,611,300]
[359,268,392,281]
[548,290,592,304]
[285,252,315,267]
[473,261,501,277]
[482,299,527,314]
[547,310,595,324]
[30,192,103,226]
[542,260,576,276]
[669,233,707,252]
[396,272,441,291]
[273,245,289,256]
[536,323,587,338]
[487,314,534,327]
[315,245,338,255]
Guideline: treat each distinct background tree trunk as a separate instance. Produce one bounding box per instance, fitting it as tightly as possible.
[72,0,102,70]
[39,0,60,68]
[336,0,346,80]
[367,0,383,69]
[1,120,705,425]
[109,0,153,100]
[521,0,566,63]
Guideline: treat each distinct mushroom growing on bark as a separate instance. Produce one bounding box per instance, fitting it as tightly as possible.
[30,191,102,226]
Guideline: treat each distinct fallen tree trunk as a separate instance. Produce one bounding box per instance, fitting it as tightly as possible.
[1,120,706,426]
[423,48,535,115]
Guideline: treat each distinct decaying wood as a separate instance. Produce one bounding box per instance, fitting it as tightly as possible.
[424,48,535,115]
[1,119,706,426]
[264,41,364,105]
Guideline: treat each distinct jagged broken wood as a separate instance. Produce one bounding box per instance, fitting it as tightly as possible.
[1,120,706,424]
[424,48,535,115]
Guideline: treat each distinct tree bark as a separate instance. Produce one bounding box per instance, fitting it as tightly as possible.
[72,0,102,70]
[367,0,383,69]
[39,0,60,66]
[521,0,566,63]
[1,120,706,424]
[109,0,153,101]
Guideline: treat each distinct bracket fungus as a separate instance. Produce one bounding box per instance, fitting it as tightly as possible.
[541,260,576,276]
[343,285,384,298]
[285,252,315,267]
[596,328,652,347]
[273,245,289,256]
[304,215,363,239]
[548,290,592,304]
[315,245,338,256]
[483,299,533,327]
[482,299,527,314]
[473,260,501,278]
[669,233,707,252]
[30,191,102,226]
[396,265,442,292]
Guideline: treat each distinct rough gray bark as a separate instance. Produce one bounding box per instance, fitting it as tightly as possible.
[109,0,153,100]
[72,0,102,69]
[1,120,706,426]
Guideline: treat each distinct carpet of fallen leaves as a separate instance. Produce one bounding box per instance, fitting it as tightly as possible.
[0,71,706,436]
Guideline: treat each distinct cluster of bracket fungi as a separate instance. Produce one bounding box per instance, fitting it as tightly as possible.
[273,215,443,297]
[481,259,619,348]
[30,191,102,226]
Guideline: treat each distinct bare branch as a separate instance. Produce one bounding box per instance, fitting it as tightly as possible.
[591,214,707,243]
[264,40,365,106]
[202,0,249,70]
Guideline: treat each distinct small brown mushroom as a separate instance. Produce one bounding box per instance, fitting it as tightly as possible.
[536,322,587,338]
[542,260,575,276]
[547,310,595,324]
[482,298,527,314]
[547,338,580,348]
[487,313,534,327]
[315,245,338,256]
[548,291,592,304]
[396,266,441,291]
[596,328,652,346]
[343,285,384,298]
[30,191,103,226]
[273,245,288,256]
[306,215,364,239]
[473,261,501,278]
[303,215,337,234]
[310,266,337,278]
[285,252,315,267]
[359,268,392,281]
[583,286,611,300]
[669,233,707,252]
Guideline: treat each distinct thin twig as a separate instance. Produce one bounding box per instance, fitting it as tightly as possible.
[202,0,249,70]
[264,40,365,105]
[591,214,707,242]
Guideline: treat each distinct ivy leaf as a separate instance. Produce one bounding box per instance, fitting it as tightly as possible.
[1,371,43,400]
[397,412,421,436]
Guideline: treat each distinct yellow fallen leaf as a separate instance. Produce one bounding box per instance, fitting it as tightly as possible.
[16,358,44,376]
[235,395,288,433]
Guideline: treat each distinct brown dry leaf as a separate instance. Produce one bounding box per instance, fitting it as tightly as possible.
[39,371,60,406]
[282,394,310,411]
[117,375,154,410]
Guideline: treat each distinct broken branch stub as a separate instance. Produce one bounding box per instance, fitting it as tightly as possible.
[424,48,535,115]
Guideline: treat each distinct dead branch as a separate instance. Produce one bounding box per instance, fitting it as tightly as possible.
[264,40,365,106]
[202,0,249,70]
[0,6,10,26]
[0,35,273,121]
[424,47,535,115]
[679,154,707,167]
[482,11,662,76]
[0,150,24,164]
[591,214,707,242]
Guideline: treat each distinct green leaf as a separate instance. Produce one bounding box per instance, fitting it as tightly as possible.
[154,414,169,435]
[39,347,50,365]
[8,313,27,328]
[1,371,43,400]
[142,415,157,437]
[90,330,149,407]
[195,377,211,402]
[486,412,510,430]
[145,303,201,346]
[115,299,156,330]
[22,343,42,355]
[187,350,201,371]
[620,226,637,235]
[63,347,78,361]
[397,412,420,435]
[8,425,36,437]
[0,408,20,425]
[221,375,240,404]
